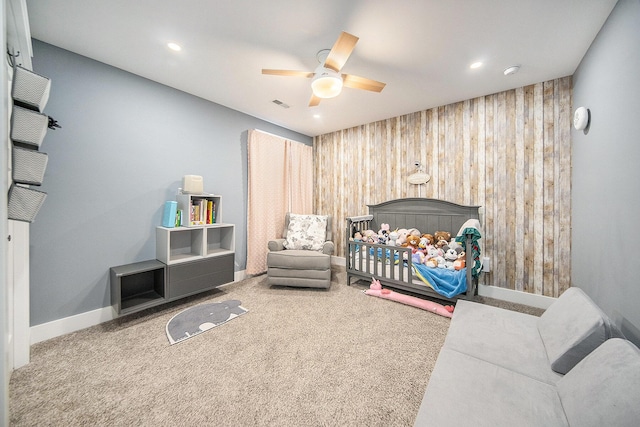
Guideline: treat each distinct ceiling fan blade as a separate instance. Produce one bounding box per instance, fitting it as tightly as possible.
[324,31,359,72]
[262,69,314,78]
[308,94,322,107]
[342,74,386,93]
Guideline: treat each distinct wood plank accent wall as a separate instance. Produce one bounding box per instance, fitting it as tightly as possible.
[313,76,572,297]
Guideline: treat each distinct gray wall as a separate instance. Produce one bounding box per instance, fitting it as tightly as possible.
[30,40,311,326]
[572,0,640,346]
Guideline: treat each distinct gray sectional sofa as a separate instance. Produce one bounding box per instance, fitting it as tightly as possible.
[414,288,640,426]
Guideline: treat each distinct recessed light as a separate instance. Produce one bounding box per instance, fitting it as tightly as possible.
[167,42,182,52]
[313,114,321,119]
[470,61,483,69]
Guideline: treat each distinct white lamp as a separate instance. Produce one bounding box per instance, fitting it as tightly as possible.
[311,67,343,98]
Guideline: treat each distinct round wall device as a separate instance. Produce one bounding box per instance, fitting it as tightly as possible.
[573,107,590,130]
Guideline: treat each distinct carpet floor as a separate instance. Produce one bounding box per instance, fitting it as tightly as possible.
[9,266,542,426]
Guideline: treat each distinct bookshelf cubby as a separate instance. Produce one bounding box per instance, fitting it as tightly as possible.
[176,193,221,227]
[156,223,235,265]
[110,260,166,315]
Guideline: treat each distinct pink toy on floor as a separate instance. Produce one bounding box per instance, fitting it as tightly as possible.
[365,278,454,318]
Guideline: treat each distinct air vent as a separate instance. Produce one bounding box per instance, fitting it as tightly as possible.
[272,99,290,109]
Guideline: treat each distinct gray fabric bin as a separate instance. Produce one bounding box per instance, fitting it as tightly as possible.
[10,105,49,148]
[11,65,51,112]
[8,184,47,223]
[12,146,48,186]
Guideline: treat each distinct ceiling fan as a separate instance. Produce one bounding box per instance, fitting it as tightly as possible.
[262,31,386,107]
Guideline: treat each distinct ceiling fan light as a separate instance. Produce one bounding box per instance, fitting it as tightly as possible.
[311,69,343,98]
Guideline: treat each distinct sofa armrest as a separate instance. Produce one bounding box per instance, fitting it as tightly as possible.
[268,239,286,251]
[322,241,334,255]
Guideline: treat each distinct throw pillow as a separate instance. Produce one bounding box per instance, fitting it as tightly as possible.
[283,214,328,251]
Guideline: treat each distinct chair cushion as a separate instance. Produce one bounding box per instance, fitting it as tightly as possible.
[557,338,640,427]
[267,250,330,270]
[537,287,622,374]
[283,214,328,250]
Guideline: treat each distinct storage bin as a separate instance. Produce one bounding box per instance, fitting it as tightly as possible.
[11,65,51,112]
[7,184,47,223]
[10,105,49,148]
[12,146,48,186]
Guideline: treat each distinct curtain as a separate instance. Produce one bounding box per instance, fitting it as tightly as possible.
[246,129,313,275]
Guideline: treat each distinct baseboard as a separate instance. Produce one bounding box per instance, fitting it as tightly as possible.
[31,271,249,345]
[30,306,116,345]
[478,284,556,310]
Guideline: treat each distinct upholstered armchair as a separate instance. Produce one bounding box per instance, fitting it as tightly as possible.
[266,213,334,289]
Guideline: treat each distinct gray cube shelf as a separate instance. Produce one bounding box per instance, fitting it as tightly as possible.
[110,259,166,315]
[111,222,235,316]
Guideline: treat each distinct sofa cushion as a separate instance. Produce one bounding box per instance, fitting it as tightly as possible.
[537,287,622,374]
[557,338,640,427]
[414,347,568,427]
[283,214,328,251]
[443,300,562,384]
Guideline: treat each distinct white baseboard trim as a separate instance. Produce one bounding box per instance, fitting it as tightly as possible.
[478,284,556,310]
[234,269,246,282]
[31,271,249,345]
[30,306,116,345]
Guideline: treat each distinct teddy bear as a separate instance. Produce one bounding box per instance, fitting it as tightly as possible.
[434,231,451,249]
[403,234,421,251]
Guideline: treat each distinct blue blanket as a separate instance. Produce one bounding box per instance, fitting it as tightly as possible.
[412,264,467,298]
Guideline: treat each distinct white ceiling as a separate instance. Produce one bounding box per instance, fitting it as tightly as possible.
[25,0,616,137]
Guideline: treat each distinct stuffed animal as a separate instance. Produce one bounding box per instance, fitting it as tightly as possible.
[378,232,388,245]
[404,234,421,251]
[448,240,463,252]
[434,231,451,249]
[407,228,421,238]
[378,223,390,235]
[363,229,378,244]
[418,236,430,251]
[425,246,445,268]
[453,251,466,270]
[387,230,399,246]
[378,223,390,244]
[396,228,409,246]
[444,248,458,270]
[421,233,434,246]
[352,231,362,242]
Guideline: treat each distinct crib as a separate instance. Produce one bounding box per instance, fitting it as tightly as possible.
[346,198,482,303]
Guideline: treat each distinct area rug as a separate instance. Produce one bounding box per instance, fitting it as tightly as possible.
[166,299,248,345]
